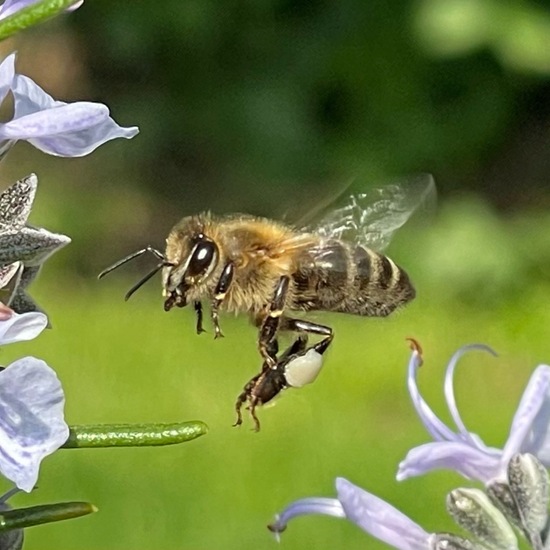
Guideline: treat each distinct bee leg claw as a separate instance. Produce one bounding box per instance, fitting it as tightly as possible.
[249,403,261,432]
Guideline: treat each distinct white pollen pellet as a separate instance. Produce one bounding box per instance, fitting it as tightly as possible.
[284,349,324,388]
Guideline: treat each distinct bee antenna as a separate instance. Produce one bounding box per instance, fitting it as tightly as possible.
[124,262,171,301]
[98,247,166,280]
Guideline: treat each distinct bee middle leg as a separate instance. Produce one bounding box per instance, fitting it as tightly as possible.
[258,276,290,369]
[193,301,206,335]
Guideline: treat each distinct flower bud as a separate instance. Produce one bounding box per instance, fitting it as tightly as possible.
[446,488,518,549]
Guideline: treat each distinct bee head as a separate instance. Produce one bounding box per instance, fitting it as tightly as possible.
[162,221,220,311]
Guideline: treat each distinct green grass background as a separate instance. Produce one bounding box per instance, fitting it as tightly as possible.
[1,199,548,549]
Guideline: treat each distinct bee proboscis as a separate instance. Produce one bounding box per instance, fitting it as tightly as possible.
[99,174,435,430]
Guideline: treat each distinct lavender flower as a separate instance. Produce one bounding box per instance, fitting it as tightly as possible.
[0,313,68,493]
[0,53,138,157]
[270,478,432,549]
[398,345,550,484]
[269,344,550,549]
[269,477,518,549]
[0,0,82,21]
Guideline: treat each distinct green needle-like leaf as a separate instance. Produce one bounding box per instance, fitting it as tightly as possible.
[63,421,208,448]
[0,0,78,41]
[0,501,96,531]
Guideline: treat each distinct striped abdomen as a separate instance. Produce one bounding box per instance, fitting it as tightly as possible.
[291,239,415,317]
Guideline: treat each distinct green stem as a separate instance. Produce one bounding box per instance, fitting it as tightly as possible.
[0,501,96,531]
[0,0,78,41]
[62,421,208,448]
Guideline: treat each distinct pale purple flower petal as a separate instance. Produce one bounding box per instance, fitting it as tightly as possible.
[0,0,83,21]
[270,479,432,550]
[269,497,345,540]
[402,345,550,486]
[0,311,46,345]
[443,344,496,450]
[1,101,109,140]
[336,478,431,550]
[0,0,36,19]
[397,441,502,483]
[407,348,458,443]
[0,357,68,492]
[0,52,14,104]
[0,73,139,157]
[502,365,550,465]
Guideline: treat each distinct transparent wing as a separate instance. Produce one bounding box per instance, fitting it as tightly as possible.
[309,173,436,251]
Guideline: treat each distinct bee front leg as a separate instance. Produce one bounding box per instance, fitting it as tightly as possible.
[210,262,235,339]
[258,276,290,369]
[193,301,206,334]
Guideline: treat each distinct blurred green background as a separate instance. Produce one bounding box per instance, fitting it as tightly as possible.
[1,0,550,548]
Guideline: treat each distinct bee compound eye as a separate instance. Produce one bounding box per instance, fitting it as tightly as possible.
[187,241,218,278]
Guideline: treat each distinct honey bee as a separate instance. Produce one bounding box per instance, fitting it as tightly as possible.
[99,174,435,430]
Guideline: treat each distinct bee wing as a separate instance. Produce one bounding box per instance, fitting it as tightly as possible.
[307,173,436,251]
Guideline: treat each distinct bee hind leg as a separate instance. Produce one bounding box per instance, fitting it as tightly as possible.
[233,370,278,432]
[281,317,333,355]
[233,372,261,428]
[233,331,332,431]
[233,336,309,431]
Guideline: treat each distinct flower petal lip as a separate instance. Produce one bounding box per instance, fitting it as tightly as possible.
[269,479,433,549]
[0,311,47,345]
[0,357,68,492]
[4,73,139,157]
[0,102,110,140]
[397,441,501,483]
[502,365,550,466]
[26,116,139,157]
[336,478,431,550]
[0,52,14,105]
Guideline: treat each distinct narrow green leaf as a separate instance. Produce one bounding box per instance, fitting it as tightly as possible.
[0,0,78,41]
[63,421,208,448]
[0,501,96,531]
